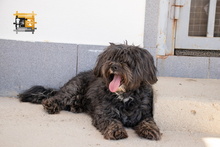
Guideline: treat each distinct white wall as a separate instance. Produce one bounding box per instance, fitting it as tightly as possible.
[0,0,145,46]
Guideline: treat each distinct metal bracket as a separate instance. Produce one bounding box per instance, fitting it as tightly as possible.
[172,0,185,20]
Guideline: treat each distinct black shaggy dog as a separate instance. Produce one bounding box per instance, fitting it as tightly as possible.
[19,43,161,140]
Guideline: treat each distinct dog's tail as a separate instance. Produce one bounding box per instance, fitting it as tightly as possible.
[18,86,58,104]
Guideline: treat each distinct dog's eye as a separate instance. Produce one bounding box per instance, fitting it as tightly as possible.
[107,56,113,61]
[120,62,127,65]
[121,61,130,67]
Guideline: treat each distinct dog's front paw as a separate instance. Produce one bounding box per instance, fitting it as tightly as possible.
[42,98,61,114]
[103,122,128,140]
[134,119,161,140]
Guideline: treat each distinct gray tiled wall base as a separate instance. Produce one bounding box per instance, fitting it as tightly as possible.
[0,39,219,97]
[210,57,220,79]
[0,40,77,96]
[77,44,106,73]
[157,56,220,79]
[0,39,107,96]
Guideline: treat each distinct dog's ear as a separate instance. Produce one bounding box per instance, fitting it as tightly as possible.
[94,44,115,77]
[143,50,158,84]
[93,48,108,77]
[135,48,158,85]
[93,54,102,77]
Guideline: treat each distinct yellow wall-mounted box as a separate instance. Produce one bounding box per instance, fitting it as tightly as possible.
[13,11,37,33]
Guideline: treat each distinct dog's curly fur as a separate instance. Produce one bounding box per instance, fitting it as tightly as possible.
[18,43,161,140]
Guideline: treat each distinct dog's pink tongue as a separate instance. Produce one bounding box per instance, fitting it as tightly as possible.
[109,75,121,93]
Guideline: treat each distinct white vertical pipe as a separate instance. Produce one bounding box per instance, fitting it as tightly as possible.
[157,0,169,56]
[207,0,217,37]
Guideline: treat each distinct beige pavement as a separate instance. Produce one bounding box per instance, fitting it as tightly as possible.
[0,77,220,147]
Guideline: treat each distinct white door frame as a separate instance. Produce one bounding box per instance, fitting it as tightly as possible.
[157,0,220,56]
[175,0,220,50]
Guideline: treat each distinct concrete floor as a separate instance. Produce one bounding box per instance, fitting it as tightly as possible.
[1,77,220,147]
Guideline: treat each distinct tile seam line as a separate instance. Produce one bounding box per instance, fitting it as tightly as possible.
[76,44,79,75]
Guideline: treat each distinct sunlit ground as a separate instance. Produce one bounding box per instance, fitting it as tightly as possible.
[203,137,220,147]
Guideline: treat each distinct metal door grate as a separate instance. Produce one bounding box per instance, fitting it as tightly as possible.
[188,0,220,37]
[188,0,209,36]
[214,0,220,37]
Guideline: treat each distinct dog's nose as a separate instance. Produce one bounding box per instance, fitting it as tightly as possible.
[111,65,118,71]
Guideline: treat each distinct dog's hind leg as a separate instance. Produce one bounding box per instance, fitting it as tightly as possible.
[18,86,64,114]
[42,93,85,114]
[41,96,63,114]
[42,71,93,114]
[41,85,85,114]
